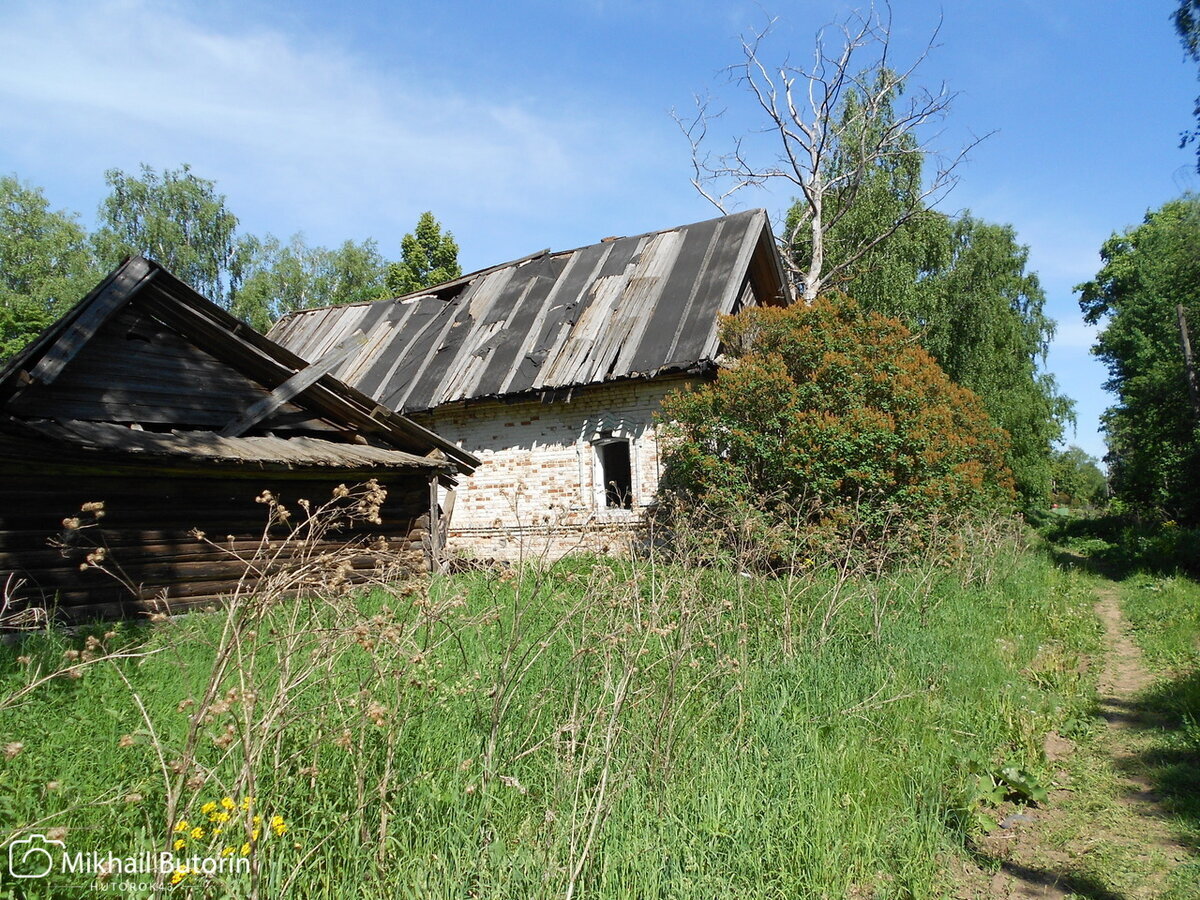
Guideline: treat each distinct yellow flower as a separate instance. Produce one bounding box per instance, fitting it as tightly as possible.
[212,827,222,836]
[214,811,230,824]
[190,826,205,840]
[239,843,251,856]
[252,815,262,826]
[222,846,234,856]
[251,828,260,841]
[170,866,190,885]
[174,820,189,833]
[221,797,236,811]
[241,797,254,810]
[270,815,287,836]
[201,801,217,815]
[173,839,186,851]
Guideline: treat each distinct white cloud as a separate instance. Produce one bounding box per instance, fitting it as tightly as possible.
[0,0,674,254]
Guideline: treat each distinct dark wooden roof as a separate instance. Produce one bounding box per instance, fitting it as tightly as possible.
[0,258,480,474]
[269,210,788,413]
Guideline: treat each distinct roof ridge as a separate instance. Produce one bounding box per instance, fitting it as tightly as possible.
[271,208,768,323]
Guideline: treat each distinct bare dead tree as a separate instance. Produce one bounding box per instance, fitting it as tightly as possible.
[677,3,986,302]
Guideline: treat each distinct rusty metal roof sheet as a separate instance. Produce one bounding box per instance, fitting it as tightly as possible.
[269,210,787,413]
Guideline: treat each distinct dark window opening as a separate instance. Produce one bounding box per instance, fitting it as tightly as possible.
[599,440,633,509]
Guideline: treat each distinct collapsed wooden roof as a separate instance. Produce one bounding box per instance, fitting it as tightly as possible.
[269,209,788,413]
[0,257,480,475]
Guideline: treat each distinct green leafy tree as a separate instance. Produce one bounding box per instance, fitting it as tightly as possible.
[232,234,389,331]
[925,216,1071,504]
[1078,194,1200,523]
[1176,0,1200,170]
[93,164,251,306]
[660,297,1013,552]
[385,212,461,296]
[1051,446,1108,509]
[0,177,98,361]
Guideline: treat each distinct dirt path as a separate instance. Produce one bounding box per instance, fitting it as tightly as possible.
[956,581,1189,899]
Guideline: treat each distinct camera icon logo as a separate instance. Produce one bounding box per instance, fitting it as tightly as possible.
[8,834,64,879]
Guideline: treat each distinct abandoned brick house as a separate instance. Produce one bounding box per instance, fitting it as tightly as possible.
[269,209,790,557]
[0,257,478,622]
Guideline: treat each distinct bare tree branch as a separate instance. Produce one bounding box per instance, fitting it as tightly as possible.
[682,2,989,302]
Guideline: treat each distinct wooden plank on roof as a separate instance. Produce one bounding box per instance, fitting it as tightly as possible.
[219,330,367,436]
[471,255,566,398]
[496,251,588,396]
[524,243,615,393]
[611,229,686,376]
[625,216,723,376]
[28,257,155,385]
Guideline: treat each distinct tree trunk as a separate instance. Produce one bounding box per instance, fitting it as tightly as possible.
[1177,304,1200,424]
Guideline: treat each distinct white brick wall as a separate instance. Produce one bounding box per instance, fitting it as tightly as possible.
[410,376,696,559]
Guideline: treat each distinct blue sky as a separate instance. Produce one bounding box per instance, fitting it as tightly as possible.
[1,0,1195,461]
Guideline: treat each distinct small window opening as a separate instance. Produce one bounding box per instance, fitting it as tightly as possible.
[599,440,633,509]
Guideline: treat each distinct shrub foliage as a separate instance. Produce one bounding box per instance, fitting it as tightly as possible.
[660,296,1013,549]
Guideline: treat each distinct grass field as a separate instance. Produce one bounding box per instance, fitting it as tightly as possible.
[0,526,1102,899]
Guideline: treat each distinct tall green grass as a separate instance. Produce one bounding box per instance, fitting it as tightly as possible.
[0,530,1099,899]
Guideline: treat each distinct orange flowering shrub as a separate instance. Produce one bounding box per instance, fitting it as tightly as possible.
[660,296,1013,553]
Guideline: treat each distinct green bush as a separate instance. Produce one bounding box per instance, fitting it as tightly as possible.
[659,296,1013,561]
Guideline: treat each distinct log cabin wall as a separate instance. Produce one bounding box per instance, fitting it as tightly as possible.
[0,435,435,623]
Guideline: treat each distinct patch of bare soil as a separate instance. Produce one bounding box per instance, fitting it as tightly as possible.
[953,583,1189,899]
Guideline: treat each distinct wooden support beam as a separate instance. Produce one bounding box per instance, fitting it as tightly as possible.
[438,488,456,550]
[29,258,155,385]
[1178,304,1200,425]
[219,330,366,437]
